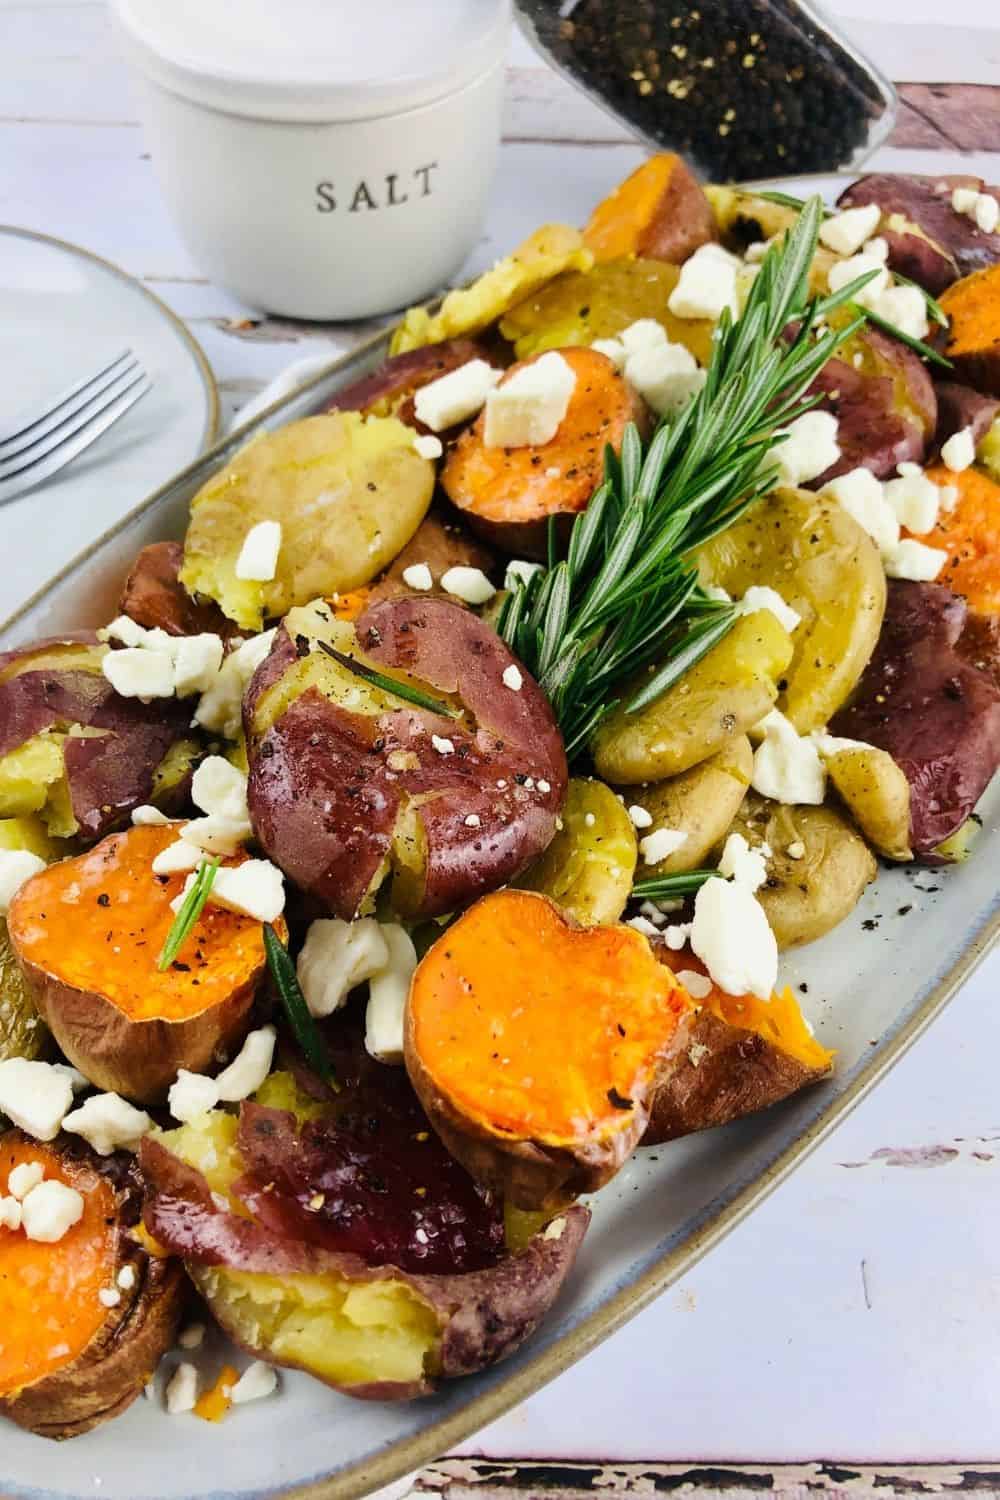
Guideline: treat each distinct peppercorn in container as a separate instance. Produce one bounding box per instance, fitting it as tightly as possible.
[515,0,896,181]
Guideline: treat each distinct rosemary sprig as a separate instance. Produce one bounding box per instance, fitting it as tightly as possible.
[853,303,954,369]
[753,188,833,218]
[316,640,458,719]
[157,857,221,971]
[632,869,721,901]
[263,923,338,1089]
[499,196,869,760]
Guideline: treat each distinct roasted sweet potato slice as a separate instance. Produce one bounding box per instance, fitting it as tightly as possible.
[939,264,1000,397]
[119,542,238,640]
[405,888,693,1210]
[7,825,283,1102]
[644,952,833,1145]
[440,346,648,557]
[141,1055,588,1399]
[245,596,567,921]
[583,153,717,265]
[1,1131,182,1439]
[914,463,1000,615]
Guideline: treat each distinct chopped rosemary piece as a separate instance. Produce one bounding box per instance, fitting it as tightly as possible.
[855,303,953,369]
[632,869,722,901]
[316,639,459,719]
[157,857,221,971]
[263,923,338,1089]
[499,196,867,760]
[754,188,832,218]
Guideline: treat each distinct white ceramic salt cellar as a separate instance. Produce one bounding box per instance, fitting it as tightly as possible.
[112,0,511,319]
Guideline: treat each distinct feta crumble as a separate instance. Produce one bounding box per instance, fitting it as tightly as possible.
[690,876,777,1000]
[941,426,975,473]
[639,828,688,864]
[431,734,455,755]
[883,537,947,581]
[62,1093,152,1155]
[0,848,46,914]
[402,563,434,592]
[676,968,713,1001]
[365,924,418,1065]
[413,434,443,461]
[502,664,524,691]
[168,1070,220,1124]
[818,203,881,257]
[483,352,577,449]
[668,243,740,321]
[752,709,826,805]
[20,1179,85,1243]
[738,585,801,634]
[231,1361,279,1405]
[8,1161,44,1200]
[775,410,841,487]
[413,359,500,432]
[165,1363,199,1416]
[0,1058,74,1141]
[628,804,653,830]
[297,917,389,1018]
[214,1026,277,1103]
[441,566,495,605]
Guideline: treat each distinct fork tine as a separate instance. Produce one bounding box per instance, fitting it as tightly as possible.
[0,365,149,480]
[0,349,134,456]
[0,352,141,462]
[0,377,152,507]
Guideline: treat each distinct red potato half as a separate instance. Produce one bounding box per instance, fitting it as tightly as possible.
[837,173,1000,294]
[7,825,283,1103]
[1,1131,183,1439]
[245,596,567,921]
[326,339,507,436]
[405,888,694,1210]
[140,1054,589,1400]
[118,541,239,641]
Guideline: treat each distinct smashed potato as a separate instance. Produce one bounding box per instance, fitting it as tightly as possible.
[826,745,912,862]
[625,737,753,875]
[517,777,637,925]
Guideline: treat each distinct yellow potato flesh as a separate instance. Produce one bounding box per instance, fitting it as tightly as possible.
[625,736,753,875]
[180,414,435,631]
[697,488,886,733]
[825,746,912,862]
[516,777,637,925]
[592,610,794,785]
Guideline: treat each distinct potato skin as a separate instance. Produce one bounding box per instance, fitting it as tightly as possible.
[327,339,505,435]
[2,1134,183,1439]
[837,173,1000,292]
[118,541,238,640]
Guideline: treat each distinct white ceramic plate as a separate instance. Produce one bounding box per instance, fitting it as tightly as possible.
[1,176,998,1500]
[0,227,218,615]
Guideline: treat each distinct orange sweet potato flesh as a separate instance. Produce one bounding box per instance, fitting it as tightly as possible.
[644,950,833,1145]
[7,825,282,1103]
[939,265,1000,397]
[918,463,1000,615]
[440,347,648,559]
[405,889,693,1209]
[583,153,717,265]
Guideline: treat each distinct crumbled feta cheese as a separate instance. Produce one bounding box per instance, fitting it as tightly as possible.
[626,915,661,937]
[625,342,706,418]
[826,252,890,309]
[180,816,251,857]
[231,1361,279,1405]
[738,586,801,634]
[717,832,768,892]
[195,630,276,741]
[628,804,653,829]
[663,922,693,951]
[818,203,882,257]
[365,925,418,1065]
[0,848,45,914]
[413,359,500,432]
[8,1161,44,1200]
[639,828,688,864]
[102,647,175,701]
[502,664,524,691]
[752,709,826,805]
[178,1323,205,1350]
[952,185,979,215]
[131,805,170,827]
[20,1180,85,1243]
[883,538,947,581]
[0,1058,74,1141]
[118,1264,137,1291]
[639,900,669,926]
[883,469,941,535]
[976,194,999,234]
[690,876,777,1000]
[668,243,740,321]
[863,236,889,261]
[101,614,154,649]
[821,467,900,556]
[871,284,929,341]
[483,352,577,449]
[99,1287,122,1308]
[172,634,225,698]
[537,778,551,793]
[619,319,668,355]
[0,1195,21,1231]
[152,839,204,876]
[786,840,806,860]
[464,813,481,828]
[941,426,976,473]
[775,410,841,487]
[206,860,285,923]
[192,756,249,824]
[505,560,545,593]
[235,520,283,583]
[413,434,443,461]
[590,337,627,369]
[168,1070,220,1124]
[441,566,495,605]
[296,917,389,1018]
[165,1363,199,1415]
[402,563,434,591]
[431,734,455,755]
[62,1092,152,1155]
[214,1025,277,1103]
[676,968,713,1000]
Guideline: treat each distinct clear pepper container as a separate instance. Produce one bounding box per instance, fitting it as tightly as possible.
[514,0,897,182]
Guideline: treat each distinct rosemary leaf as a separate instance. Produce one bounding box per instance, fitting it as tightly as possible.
[753,188,833,218]
[316,640,458,718]
[854,304,954,369]
[157,857,221,972]
[632,869,722,900]
[263,923,338,1089]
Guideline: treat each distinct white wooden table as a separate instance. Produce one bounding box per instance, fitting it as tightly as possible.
[3,5,1000,1497]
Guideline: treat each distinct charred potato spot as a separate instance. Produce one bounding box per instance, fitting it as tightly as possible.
[516,777,637,925]
[826,747,912,862]
[623,737,753,875]
[732,794,877,949]
[592,609,794,785]
[697,488,886,733]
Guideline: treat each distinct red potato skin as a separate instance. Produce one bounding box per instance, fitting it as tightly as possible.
[246,597,568,920]
[142,1136,590,1400]
[837,174,1000,293]
[119,541,239,640]
[365,507,499,609]
[2,1134,183,1440]
[933,381,1000,452]
[830,580,1000,856]
[326,339,507,438]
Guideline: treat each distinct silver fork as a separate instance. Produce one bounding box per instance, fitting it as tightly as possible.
[0,349,152,505]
